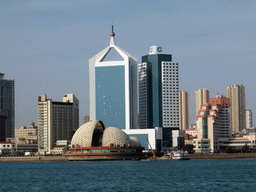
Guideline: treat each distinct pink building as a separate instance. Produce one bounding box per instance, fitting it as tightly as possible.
[194,96,231,153]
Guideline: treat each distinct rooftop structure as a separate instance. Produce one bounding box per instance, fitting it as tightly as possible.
[0,73,5,79]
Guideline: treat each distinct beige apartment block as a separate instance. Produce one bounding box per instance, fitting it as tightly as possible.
[37,94,79,155]
[226,84,246,132]
[15,122,38,144]
[195,88,209,118]
[15,122,37,138]
[179,91,189,130]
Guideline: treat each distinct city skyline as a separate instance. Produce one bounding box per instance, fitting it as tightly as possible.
[1,0,256,129]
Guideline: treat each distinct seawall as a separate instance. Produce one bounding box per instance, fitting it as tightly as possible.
[189,153,256,159]
[1,153,256,162]
[0,156,66,162]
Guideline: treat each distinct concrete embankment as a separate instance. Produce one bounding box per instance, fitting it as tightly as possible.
[189,153,256,159]
[1,153,256,162]
[0,156,66,162]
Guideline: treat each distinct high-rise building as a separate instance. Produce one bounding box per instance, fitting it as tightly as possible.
[89,24,137,130]
[226,84,246,132]
[194,95,231,153]
[179,91,189,130]
[37,94,79,154]
[195,88,209,117]
[139,46,179,129]
[0,73,14,141]
[138,46,180,150]
[245,109,253,128]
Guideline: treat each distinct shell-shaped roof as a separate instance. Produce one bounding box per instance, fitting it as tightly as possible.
[130,137,141,147]
[102,127,132,147]
[71,120,105,148]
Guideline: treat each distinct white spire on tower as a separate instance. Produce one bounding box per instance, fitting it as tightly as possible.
[110,18,116,45]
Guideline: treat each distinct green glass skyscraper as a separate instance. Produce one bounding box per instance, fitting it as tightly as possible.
[138,46,179,150]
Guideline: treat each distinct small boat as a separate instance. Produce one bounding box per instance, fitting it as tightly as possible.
[171,151,190,160]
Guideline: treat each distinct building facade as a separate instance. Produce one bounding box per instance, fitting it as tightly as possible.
[179,91,189,130]
[138,46,179,151]
[195,96,231,152]
[195,88,209,118]
[0,115,7,142]
[15,122,38,138]
[0,142,15,155]
[37,94,79,154]
[218,132,256,151]
[89,25,137,130]
[15,122,38,144]
[0,73,15,140]
[246,109,253,128]
[226,84,246,132]
[185,129,198,137]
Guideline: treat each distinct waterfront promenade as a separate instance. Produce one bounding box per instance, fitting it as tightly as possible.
[1,153,256,162]
[189,153,256,159]
[0,156,65,162]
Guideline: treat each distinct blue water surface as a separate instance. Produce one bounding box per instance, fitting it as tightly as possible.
[0,158,256,192]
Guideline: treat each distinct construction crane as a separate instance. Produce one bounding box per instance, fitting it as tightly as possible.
[146,137,157,159]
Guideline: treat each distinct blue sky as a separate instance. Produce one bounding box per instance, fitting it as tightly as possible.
[1,0,256,129]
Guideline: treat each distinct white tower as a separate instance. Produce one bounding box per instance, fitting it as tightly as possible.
[89,22,137,130]
[246,109,253,128]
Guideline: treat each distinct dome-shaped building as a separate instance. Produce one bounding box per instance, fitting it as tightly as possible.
[130,137,141,147]
[102,127,132,147]
[71,120,105,148]
[64,120,146,161]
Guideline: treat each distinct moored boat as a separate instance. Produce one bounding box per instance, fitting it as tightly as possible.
[171,151,190,160]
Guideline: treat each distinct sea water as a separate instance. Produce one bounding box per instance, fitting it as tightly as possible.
[0,158,256,191]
